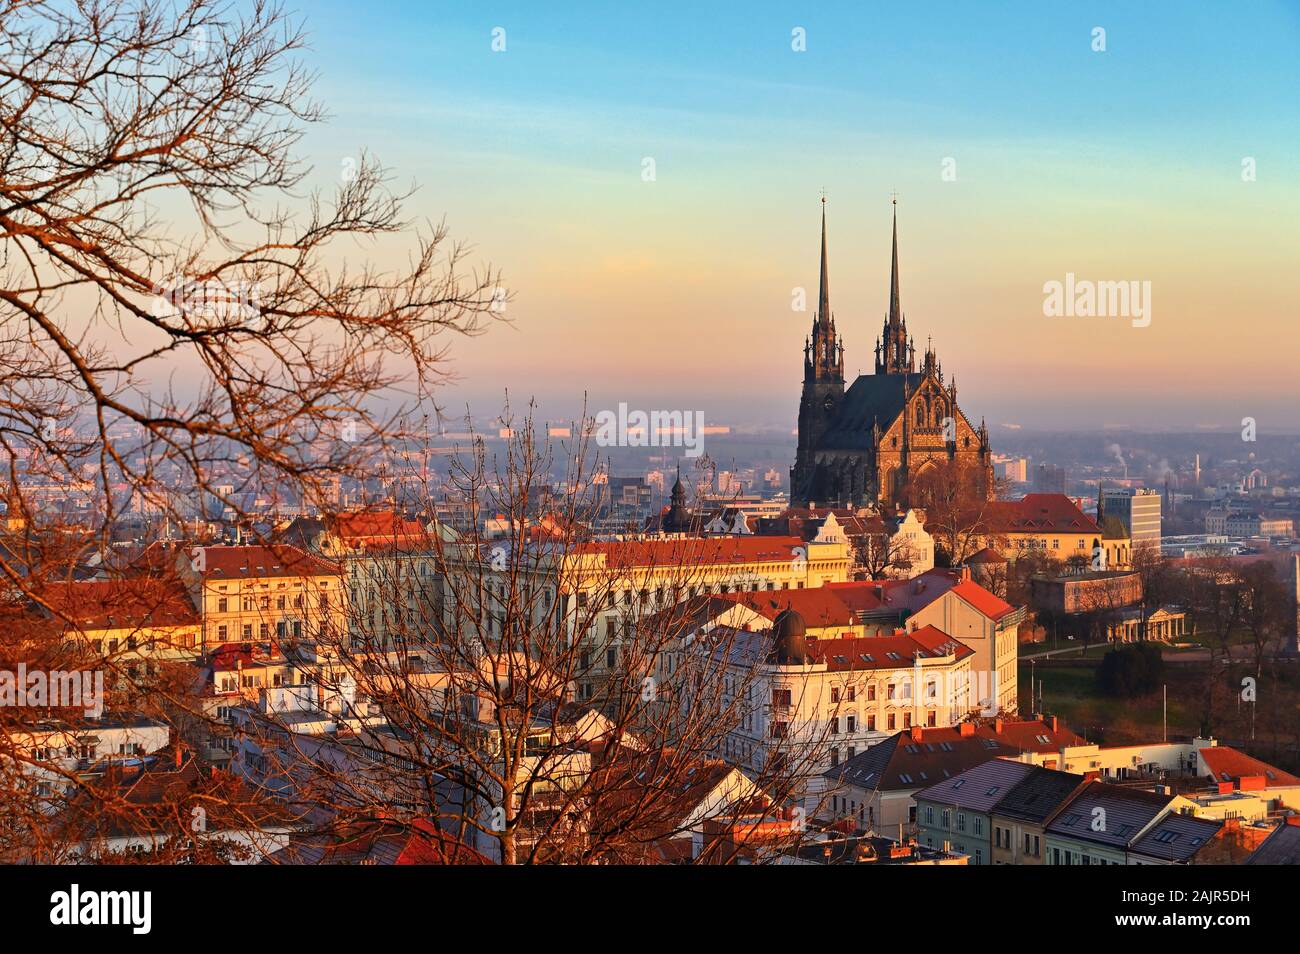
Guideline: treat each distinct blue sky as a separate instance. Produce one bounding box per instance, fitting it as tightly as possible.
[291,1,1300,430]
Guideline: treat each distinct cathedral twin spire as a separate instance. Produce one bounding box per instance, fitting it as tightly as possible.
[807,196,917,380]
[877,198,915,375]
[805,197,843,382]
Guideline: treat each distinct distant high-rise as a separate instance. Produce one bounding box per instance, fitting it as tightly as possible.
[1100,487,1162,549]
[1034,464,1067,495]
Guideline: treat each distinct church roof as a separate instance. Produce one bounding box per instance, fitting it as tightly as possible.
[820,372,925,448]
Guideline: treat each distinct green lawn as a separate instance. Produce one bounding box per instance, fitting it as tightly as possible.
[1019,658,1199,744]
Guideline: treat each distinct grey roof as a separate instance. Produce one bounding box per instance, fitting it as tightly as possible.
[1045,781,1174,849]
[914,758,1036,814]
[1129,813,1222,863]
[820,373,924,449]
[1245,823,1300,865]
[994,767,1087,824]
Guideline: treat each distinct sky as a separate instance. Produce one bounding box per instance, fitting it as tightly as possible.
[293,0,1300,432]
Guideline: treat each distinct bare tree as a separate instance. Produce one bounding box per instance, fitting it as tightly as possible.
[909,460,1005,566]
[230,407,830,864]
[1,0,500,861]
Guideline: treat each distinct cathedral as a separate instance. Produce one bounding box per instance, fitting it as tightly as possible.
[790,199,992,508]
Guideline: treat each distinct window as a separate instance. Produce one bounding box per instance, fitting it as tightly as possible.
[771,688,792,708]
[846,716,856,733]
[831,687,841,704]
[217,597,228,613]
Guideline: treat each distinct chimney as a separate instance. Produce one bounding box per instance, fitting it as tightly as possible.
[910,725,924,743]
[957,564,972,582]
[1049,715,1058,733]
[958,722,975,737]
[994,718,1004,734]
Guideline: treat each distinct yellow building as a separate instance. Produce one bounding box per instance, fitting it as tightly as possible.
[177,544,345,654]
[41,577,202,669]
[458,527,852,703]
[981,494,1131,570]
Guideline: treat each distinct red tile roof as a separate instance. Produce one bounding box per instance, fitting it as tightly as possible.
[333,511,424,540]
[826,570,1014,621]
[983,494,1101,535]
[949,580,1016,621]
[195,544,340,580]
[1201,746,1300,788]
[719,589,857,629]
[268,818,491,865]
[805,626,973,671]
[39,577,199,630]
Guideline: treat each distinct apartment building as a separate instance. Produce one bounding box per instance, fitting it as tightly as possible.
[178,544,345,654]
[914,758,1037,865]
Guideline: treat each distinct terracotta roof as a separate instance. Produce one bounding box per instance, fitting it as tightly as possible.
[983,494,1101,535]
[717,588,857,630]
[268,818,491,865]
[39,577,199,630]
[195,544,340,580]
[333,511,424,540]
[966,547,1008,565]
[805,626,973,672]
[948,580,1016,621]
[1200,746,1300,788]
[825,570,1014,622]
